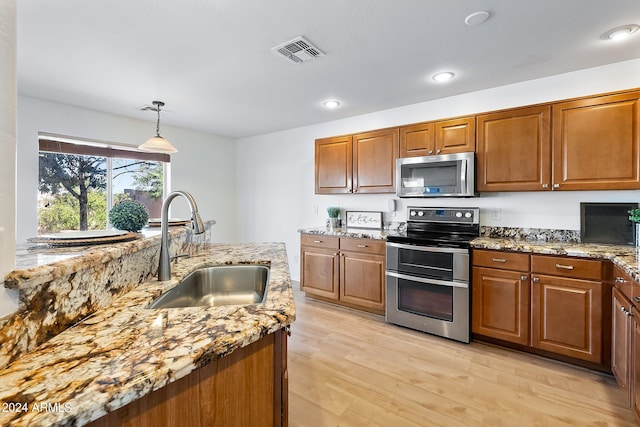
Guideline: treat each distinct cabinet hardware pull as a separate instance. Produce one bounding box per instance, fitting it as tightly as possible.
[313,240,323,243]
[357,244,368,248]
[533,277,540,283]
[615,277,626,283]
[542,183,549,188]
[428,150,433,154]
[520,275,528,281]
[634,296,640,304]
[555,263,574,270]
[621,306,628,313]
[436,149,441,154]
[627,311,634,317]
[492,258,507,263]
[553,183,560,188]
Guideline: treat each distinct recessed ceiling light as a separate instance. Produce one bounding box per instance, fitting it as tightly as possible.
[464,11,490,26]
[432,72,455,82]
[601,24,639,41]
[322,100,341,109]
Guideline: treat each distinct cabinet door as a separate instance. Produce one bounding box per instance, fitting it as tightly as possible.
[353,128,399,193]
[612,287,632,406]
[632,305,640,418]
[399,122,435,157]
[315,135,353,194]
[300,245,339,300]
[472,267,530,345]
[476,105,552,192]
[435,116,475,154]
[339,251,385,313]
[531,274,602,363]
[552,91,640,190]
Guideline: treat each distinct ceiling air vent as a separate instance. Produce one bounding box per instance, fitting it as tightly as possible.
[271,36,324,64]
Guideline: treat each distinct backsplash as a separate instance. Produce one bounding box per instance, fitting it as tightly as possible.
[481,226,580,243]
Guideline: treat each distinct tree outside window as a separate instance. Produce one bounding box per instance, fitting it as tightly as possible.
[37,138,169,234]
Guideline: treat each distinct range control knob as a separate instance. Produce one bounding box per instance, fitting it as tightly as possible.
[417,211,424,216]
[455,212,463,218]
[465,212,472,218]
[410,210,416,216]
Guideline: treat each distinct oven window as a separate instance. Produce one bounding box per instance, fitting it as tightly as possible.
[397,279,453,322]
[398,249,453,280]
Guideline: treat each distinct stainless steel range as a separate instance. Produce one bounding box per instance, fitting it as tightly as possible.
[385,207,480,343]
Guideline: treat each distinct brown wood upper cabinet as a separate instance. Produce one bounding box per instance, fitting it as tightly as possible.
[315,128,398,194]
[476,105,552,192]
[399,116,475,158]
[553,91,640,191]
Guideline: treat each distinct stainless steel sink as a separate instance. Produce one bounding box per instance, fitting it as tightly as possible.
[148,265,269,309]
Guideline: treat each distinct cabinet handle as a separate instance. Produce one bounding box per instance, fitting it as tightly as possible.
[634,296,640,304]
[357,244,368,248]
[334,253,339,256]
[436,149,441,154]
[627,310,634,317]
[553,183,560,188]
[492,258,507,263]
[533,277,540,283]
[428,150,433,154]
[520,275,528,281]
[313,240,323,243]
[555,263,574,270]
[542,183,549,188]
[621,306,629,313]
[615,277,626,283]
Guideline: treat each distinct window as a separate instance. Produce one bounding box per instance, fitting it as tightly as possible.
[38,136,170,234]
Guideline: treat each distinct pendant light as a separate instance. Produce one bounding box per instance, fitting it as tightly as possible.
[138,101,178,153]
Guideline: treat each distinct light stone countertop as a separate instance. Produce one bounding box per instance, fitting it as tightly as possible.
[0,242,295,427]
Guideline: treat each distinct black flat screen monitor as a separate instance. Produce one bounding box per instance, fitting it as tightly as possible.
[580,202,638,245]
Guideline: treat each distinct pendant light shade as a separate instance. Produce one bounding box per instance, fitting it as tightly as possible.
[139,101,177,153]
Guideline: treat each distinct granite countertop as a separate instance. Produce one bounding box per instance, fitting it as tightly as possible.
[0,242,295,427]
[298,226,394,240]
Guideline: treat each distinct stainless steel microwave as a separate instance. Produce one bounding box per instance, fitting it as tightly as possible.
[396,152,476,198]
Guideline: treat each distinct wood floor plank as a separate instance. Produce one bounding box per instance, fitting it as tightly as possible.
[288,285,636,426]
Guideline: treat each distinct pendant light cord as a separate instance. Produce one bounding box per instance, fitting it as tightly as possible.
[156,105,162,137]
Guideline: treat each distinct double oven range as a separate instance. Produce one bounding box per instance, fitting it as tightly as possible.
[386,207,479,343]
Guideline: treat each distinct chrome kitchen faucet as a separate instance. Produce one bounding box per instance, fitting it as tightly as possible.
[158,191,205,281]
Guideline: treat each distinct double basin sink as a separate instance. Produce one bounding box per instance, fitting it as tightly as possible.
[148,264,269,309]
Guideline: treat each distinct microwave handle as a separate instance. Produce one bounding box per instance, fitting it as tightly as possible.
[460,157,467,193]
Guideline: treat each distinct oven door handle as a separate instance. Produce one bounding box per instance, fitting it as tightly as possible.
[386,271,469,289]
[386,242,469,254]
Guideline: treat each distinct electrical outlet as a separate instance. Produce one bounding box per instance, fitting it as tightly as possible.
[490,208,502,220]
[293,254,299,264]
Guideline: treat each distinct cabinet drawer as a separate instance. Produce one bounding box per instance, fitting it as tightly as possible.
[613,265,634,301]
[301,234,339,249]
[340,237,385,255]
[473,250,530,271]
[531,255,602,280]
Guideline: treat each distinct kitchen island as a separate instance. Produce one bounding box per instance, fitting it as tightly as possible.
[0,238,295,426]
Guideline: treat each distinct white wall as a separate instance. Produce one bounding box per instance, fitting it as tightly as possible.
[17,96,237,243]
[0,0,18,317]
[236,58,640,281]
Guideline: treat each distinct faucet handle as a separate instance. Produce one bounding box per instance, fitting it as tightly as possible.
[171,253,190,264]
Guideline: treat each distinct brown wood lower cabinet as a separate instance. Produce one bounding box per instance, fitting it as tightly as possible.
[300,234,385,314]
[87,329,288,427]
[531,274,602,363]
[472,250,609,367]
[632,305,640,419]
[613,285,633,406]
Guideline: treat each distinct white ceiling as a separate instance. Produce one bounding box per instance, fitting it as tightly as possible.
[17,0,640,139]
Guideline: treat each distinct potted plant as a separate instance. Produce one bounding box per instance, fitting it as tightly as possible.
[630,208,640,246]
[327,207,341,230]
[109,200,150,232]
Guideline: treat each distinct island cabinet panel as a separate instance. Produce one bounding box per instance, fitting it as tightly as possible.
[315,135,353,194]
[472,266,530,345]
[476,105,552,192]
[300,235,385,314]
[353,128,399,193]
[531,274,602,363]
[88,330,288,427]
[399,116,475,158]
[552,91,640,191]
[633,305,640,419]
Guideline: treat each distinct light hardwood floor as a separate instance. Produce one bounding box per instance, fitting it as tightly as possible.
[288,285,637,427]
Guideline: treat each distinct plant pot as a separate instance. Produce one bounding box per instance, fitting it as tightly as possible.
[329,217,339,230]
